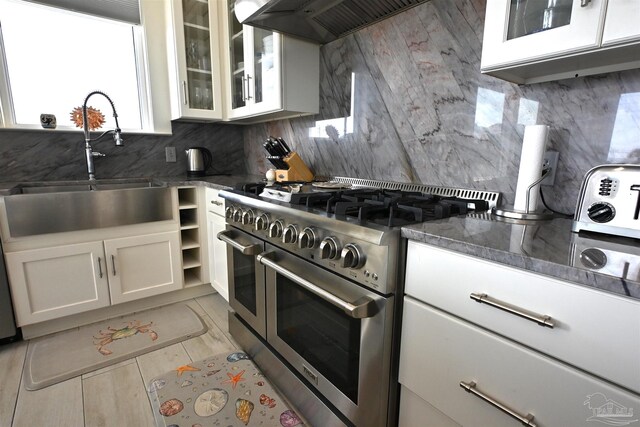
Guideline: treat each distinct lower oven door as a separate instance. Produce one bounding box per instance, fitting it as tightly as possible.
[217,226,266,338]
[259,244,394,427]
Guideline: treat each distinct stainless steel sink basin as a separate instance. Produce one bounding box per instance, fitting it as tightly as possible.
[12,178,164,194]
[4,184,173,238]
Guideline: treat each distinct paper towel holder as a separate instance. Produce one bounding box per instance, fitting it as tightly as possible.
[493,168,554,221]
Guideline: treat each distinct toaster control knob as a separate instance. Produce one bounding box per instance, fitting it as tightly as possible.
[340,244,365,269]
[579,248,607,270]
[255,213,270,231]
[320,237,340,260]
[298,227,318,249]
[587,202,615,223]
[283,224,299,244]
[241,209,255,225]
[268,220,284,238]
[232,208,243,223]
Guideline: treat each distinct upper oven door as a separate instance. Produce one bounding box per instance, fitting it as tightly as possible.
[259,244,394,427]
[218,226,266,338]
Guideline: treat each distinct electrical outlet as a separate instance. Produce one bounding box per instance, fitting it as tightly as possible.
[541,151,559,186]
[165,147,176,163]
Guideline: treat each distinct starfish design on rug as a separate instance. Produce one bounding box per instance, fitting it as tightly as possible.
[222,369,246,389]
[175,364,200,376]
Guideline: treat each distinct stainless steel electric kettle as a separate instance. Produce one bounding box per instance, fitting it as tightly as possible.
[185,147,213,177]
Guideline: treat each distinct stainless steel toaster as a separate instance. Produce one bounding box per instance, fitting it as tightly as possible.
[572,164,640,240]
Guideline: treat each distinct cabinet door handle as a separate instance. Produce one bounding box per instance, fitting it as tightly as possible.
[245,74,252,100]
[581,0,591,7]
[460,381,538,427]
[241,76,247,101]
[182,81,189,105]
[470,293,555,328]
[97,257,103,278]
[111,255,117,276]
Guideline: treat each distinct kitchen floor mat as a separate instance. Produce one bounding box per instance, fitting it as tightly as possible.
[23,303,207,391]
[147,351,305,427]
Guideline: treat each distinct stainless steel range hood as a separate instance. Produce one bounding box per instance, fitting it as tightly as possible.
[235,0,428,44]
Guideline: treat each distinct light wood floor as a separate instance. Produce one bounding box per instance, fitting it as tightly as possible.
[0,293,240,427]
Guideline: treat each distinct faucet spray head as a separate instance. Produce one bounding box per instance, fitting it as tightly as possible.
[113,129,124,146]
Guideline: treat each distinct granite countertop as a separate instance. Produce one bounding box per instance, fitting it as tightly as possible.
[402,215,640,301]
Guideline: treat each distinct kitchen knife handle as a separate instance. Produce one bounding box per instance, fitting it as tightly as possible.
[277,137,291,154]
[470,293,555,328]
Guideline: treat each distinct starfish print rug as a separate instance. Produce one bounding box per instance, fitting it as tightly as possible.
[147,351,304,427]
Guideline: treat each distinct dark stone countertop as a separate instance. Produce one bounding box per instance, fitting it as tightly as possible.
[402,215,640,301]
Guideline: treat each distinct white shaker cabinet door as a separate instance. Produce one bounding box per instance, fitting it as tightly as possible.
[207,211,229,301]
[5,241,110,326]
[481,0,607,70]
[104,231,183,304]
[602,0,640,46]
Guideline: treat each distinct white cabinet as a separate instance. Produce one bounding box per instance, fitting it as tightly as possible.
[221,0,319,122]
[205,188,228,300]
[104,232,183,304]
[399,241,640,426]
[5,232,183,326]
[481,0,640,83]
[166,0,224,120]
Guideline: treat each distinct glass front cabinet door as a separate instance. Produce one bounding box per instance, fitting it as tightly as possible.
[222,0,319,122]
[167,0,223,120]
[481,0,608,71]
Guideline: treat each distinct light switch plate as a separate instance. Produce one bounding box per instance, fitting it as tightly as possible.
[165,147,176,163]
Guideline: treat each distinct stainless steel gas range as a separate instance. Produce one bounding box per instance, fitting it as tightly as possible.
[217,178,500,427]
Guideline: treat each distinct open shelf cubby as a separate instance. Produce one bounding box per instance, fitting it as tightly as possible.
[177,187,205,287]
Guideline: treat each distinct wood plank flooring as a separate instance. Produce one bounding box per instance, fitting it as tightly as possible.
[0,293,240,427]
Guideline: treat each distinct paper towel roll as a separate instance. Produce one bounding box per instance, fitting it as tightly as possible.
[513,124,549,212]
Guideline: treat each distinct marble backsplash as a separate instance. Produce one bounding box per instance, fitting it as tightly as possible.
[0,121,245,182]
[241,0,640,214]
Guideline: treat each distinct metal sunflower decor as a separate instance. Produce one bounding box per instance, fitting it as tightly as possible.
[70,106,105,130]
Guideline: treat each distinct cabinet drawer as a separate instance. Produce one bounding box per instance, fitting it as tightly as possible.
[399,298,640,427]
[205,188,225,216]
[405,241,640,394]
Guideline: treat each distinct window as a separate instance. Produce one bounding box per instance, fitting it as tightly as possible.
[0,0,156,132]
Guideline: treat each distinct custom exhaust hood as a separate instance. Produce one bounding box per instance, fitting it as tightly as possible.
[235,0,428,44]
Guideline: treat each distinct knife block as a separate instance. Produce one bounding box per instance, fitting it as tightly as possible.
[276,152,314,182]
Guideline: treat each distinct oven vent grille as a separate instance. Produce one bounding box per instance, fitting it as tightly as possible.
[328,177,502,210]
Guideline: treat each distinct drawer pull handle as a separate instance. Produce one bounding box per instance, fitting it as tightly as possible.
[470,293,555,328]
[210,200,222,206]
[460,381,538,427]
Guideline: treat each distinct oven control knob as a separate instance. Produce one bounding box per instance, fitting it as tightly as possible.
[225,206,235,220]
[319,237,340,260]
[340,244,365,269]
[255,213,270,231]
[268,220,284,238]
[241,209,255,225]
[587,202,615,223]
[232,208,243,223]
[298,227,317,249]
[283,224,299,244]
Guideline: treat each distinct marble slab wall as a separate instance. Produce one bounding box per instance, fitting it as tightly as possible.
[0,121,245,182]
[242,0,640,214]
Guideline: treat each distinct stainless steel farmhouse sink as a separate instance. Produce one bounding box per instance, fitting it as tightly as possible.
[10,178,164,194]
[3,182,173,238]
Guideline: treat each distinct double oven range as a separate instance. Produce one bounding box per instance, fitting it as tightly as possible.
[217,177,500,426]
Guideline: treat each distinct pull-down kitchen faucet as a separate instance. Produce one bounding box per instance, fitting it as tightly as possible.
[82,91,124,181]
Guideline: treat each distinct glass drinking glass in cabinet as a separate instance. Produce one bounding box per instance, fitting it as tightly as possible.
[507,0,573,40]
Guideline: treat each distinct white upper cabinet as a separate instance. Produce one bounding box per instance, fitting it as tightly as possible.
[481,0,640,84]
[602,0,640,46]
[221,0,319,123]
[166,0,224,120]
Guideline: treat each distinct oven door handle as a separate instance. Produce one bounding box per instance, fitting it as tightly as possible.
[217,230,262,255]
[257,251,378,319]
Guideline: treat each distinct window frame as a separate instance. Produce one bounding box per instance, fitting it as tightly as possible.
[0,0,170,134]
